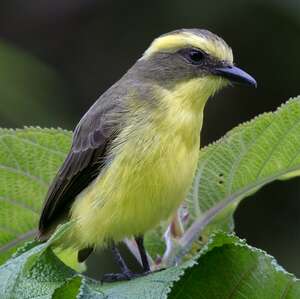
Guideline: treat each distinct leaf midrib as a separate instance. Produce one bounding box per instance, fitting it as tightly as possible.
[0,229,36,254]
[180,162,300,253]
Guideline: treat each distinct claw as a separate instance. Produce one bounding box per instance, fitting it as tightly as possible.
[101,271,150,283]
[101,270,156,283]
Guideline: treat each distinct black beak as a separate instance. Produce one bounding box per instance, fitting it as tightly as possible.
[214,65,257,88]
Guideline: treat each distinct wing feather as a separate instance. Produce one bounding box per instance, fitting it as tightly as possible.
[38,100,120,239]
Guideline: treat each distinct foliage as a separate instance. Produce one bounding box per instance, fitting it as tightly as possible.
[184,96,300,239]
[0,97,300,297]
[0,127,71,265]
[1,231,299,299]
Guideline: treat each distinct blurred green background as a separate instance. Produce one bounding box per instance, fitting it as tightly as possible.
[1,0,300,276]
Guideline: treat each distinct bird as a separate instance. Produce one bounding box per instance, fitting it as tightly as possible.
[37,28,256,281]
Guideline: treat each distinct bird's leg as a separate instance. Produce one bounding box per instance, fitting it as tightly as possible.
[135,236,166,275]
[111,243,131,274]
[135,235,150,272]
[102,243,142,283]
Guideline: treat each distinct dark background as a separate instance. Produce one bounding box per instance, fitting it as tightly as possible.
[1,0,300,276]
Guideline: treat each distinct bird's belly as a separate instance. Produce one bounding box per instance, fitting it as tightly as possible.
[70,131,199,249]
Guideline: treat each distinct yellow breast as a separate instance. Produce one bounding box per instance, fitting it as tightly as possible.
[68,78,220,250]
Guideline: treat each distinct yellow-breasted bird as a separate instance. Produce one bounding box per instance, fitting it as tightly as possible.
[38,28,256,281]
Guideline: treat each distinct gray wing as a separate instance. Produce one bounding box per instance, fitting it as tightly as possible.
[38,98,121,238]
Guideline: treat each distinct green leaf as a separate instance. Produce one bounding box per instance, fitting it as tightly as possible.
[52,276,82,299]
[144,222,167,259]
[169,232,300,299]
[184,97,300,243]
[0,222,78,299]
[1,231,299,298]
[0,245,77,299]
[1,98,300,297]
[0,127,72,265]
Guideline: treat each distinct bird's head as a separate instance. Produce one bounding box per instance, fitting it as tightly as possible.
[131,29,256,110]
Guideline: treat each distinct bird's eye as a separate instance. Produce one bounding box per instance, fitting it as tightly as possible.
[188,49,204,63]
[180,48,205,64]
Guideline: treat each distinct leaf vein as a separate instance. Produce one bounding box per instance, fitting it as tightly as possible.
[0,229,36,254]
[0,164,48,187]
[226,118,274,195]
[0,138,21,170]
[0,195,38,214]
[227,262,257,299]
[8,135,66,158]
[255,117,300,179]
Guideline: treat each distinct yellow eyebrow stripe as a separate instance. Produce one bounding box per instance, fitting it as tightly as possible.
[143,32,233,63]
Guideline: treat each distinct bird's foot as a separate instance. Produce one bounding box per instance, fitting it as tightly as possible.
[101,270,150,283]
